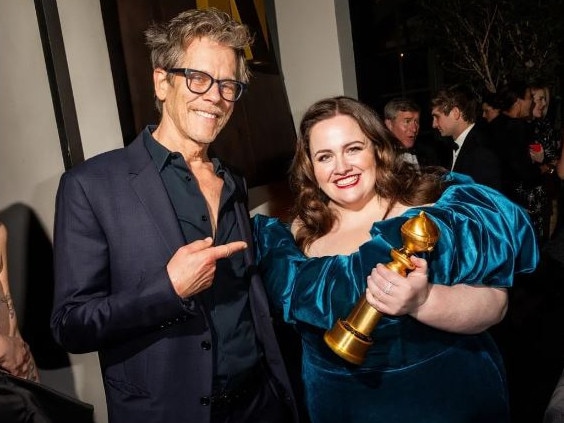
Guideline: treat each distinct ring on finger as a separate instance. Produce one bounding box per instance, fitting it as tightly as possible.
[383,281,393,295]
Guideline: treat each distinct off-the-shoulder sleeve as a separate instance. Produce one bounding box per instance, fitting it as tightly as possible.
[253,215,372,326]
[364,182,539,287]
[253,215,306,322]
[253,215,402,327]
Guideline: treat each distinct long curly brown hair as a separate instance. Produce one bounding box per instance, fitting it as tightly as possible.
[289,96,451,252]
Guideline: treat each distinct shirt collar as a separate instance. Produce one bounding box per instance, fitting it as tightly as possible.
[454,123,475,149]
[143,125,224,175]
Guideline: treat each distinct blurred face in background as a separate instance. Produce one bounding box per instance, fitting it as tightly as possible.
[482,102,500,123]
[431,107,460,138]
[385,111,420,149]
[531,87,549,119]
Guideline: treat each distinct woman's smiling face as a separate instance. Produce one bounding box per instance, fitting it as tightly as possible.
[309,114,377,211]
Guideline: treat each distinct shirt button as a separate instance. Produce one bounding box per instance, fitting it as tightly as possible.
[201,215,208,221]
[200,396,211,406]
[201,341,211,350]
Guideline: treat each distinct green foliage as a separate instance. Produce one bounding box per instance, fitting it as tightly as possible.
[417,0,563,92]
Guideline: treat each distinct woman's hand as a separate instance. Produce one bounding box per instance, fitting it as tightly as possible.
[366,256,507,333]
[529,143,545,163]
[0,334,38,380]
[365,256,430,316]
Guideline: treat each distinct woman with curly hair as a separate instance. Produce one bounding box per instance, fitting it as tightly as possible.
[253,96,539,423]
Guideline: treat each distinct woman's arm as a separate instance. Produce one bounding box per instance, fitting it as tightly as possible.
[0,224,39,380]
[366,256,508,334]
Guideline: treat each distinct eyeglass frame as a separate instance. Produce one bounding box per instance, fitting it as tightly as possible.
[166,68,247,102]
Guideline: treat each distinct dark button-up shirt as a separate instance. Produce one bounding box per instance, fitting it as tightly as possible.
[144,128,260,388]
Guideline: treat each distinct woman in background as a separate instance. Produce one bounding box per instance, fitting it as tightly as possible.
[529,83,561,242]
[481,90,502,123]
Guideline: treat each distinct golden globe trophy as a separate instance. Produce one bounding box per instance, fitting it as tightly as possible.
[323,211,440,365]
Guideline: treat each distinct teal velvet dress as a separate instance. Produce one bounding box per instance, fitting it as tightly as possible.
[253,174,539,423]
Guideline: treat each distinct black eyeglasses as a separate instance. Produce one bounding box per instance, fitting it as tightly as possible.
[167,68,246,102]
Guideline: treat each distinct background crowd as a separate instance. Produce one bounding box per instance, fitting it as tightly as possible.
[382,79,564,423]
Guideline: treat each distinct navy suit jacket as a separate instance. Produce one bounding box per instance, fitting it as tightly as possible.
[450,125,502,191]
[51,129,298,423]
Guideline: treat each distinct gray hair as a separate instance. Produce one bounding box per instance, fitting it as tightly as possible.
[144,8,254,113]
[384,98,421,120]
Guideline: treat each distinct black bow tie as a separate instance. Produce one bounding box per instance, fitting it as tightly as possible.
[450,141,459,151]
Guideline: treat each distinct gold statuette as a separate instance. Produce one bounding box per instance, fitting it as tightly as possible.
[323,211,440,365]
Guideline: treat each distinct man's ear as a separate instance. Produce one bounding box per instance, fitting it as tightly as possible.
[451,106,462,120]
[384,118,393,131]
[154,68,169,102]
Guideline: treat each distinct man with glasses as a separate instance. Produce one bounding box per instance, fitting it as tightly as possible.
[50,8,298,423]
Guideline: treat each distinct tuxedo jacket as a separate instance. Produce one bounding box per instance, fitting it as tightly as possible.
[50,129,298,423]
[449,125,502,191]
[411,134,445,168]
[486,114,543,200]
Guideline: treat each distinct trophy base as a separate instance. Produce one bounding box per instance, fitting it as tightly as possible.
[323,319,373,365]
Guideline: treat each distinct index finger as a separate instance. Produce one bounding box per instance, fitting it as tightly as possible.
[215,241,248,259]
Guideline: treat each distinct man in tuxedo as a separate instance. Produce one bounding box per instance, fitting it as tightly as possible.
[50,8,298,423]
[431,84,502,190]
[384,97,442,168]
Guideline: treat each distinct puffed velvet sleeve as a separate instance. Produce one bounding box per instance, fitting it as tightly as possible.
[253,215,308,323]
[367,181,539,287]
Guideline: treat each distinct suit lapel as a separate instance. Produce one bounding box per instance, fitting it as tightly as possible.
[126,134,185,254]
[455,129,476,168]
